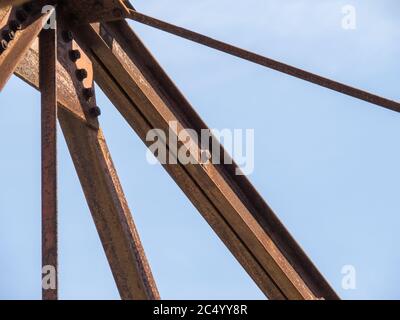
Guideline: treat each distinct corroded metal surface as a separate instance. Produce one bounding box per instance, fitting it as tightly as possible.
[0,5,53,90]
[58,107,160,300]
[70,20,339,300]
[0,0,361,301]
[0,0,30,9]
[124,10,400,113]
[39,25,58,301]
[11,10,159,299]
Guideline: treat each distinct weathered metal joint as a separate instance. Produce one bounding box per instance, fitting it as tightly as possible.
[2,29,15,42]
[62,30,73,42]
[89,106,101,117]
[76,68,88,81]
[69,49,81,62]
[83,87,94,100]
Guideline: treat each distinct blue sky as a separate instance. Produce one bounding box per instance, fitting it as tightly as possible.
[1,0,400,299]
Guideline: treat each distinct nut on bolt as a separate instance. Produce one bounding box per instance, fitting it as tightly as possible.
[89,106,101,117]
[83,88,94,100]
[76,69,88,81]
[69,49,81,62]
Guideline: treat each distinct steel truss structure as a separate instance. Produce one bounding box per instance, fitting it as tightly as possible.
[2,0,397,300]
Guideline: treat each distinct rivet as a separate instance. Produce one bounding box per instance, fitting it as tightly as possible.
[83,88,94,100]
[89,106,101,117]
[69,49,81,62]
[76,69,88,81]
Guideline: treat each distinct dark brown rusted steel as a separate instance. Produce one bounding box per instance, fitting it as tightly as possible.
[123,10,400,113]
[2,0,375,300]
[39,24,58,300]
[69,20,339,300]
[58,107,160,300]
[0,0,30,9]
[0,5,53,90]
[13,16,160,299]
[61,0,130,23]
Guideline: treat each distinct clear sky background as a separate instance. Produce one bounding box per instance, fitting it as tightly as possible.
[1,0,400,300]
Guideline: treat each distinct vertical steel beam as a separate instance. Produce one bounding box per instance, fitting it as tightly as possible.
[39,24,58,300]
[14,29,160,299]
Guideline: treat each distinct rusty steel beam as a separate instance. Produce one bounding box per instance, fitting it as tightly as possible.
[61,0,130,23]
[0,0,29,9]
[64,0,400,113]
[69,20,339,300]
[122,10,400,114]
[14,40,98,125]
[0,5,53,91]
[14,22,159,300]
[39,25,58,301]
[58,106,160,300]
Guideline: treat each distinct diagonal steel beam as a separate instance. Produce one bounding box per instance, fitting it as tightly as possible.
[71,20,339,300]
[58,105,160,300]
[0,5,52,91]
[13,21,159,300]
[63,0,400,114]
[122,10,400,113]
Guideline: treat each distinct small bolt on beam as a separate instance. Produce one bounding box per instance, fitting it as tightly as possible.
[89,106,101,117]
[83,87,94,100]
[69,49,81,62]
[76,68,88,81]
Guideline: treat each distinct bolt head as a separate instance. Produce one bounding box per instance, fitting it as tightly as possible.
[89,106,101,117]
[76,69,88,81]
[83,88,94,100]
[69,49,81,62]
